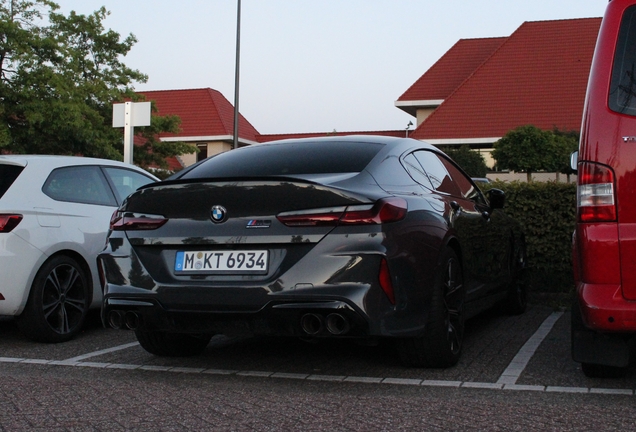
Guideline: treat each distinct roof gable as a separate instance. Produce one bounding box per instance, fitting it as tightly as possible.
[138,88,260,142]
[411,18,602,141]
[397,37,507,105]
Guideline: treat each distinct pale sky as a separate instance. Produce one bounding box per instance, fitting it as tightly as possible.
[58,1,608,135]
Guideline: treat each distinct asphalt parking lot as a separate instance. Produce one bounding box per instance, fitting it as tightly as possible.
[1,302,636,430]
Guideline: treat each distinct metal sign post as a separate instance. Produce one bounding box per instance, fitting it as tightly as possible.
[112,101,152,165]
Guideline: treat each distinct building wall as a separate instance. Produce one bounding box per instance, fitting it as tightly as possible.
[179,141,234,168]
[416,107,437,126]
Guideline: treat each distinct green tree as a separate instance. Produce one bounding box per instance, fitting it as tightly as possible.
[440,145,488,177]
[492,125,571,182]
[133,102,196,171]
[0,0,194,167]
[552,128,579,181]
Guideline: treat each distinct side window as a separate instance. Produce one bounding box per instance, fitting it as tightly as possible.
[43,166,117,206]
[413,151,462,197]
[609,5,636,115]
[102,167,155,203]
[402,153,434,189]
[0,164,24,199]
[437,155,486,204]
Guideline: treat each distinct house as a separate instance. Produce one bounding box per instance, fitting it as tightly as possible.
[398,18,601,168]
[142,18,601,175]
[138,88,260,168]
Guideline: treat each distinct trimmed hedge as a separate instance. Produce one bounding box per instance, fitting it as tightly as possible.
[483,181,577,293]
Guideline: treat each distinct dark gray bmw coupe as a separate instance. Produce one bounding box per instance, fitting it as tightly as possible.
[99,136,526,367]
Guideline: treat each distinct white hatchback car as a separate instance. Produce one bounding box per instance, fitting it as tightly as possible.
[0,155,157,342]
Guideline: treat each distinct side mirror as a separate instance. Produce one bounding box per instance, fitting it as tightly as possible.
[487,188,506,210]
[570,151,578,173]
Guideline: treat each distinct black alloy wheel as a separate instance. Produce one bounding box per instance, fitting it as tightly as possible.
[398,247,465,368]
[16,255,90,343]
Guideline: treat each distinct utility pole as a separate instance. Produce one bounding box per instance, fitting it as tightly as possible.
[233,0,241,150]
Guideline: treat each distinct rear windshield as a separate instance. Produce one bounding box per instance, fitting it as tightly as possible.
[180,141,384,179]
[0,164,24,199]
[609,5,636,115]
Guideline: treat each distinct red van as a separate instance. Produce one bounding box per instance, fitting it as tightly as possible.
[572,0,636,377]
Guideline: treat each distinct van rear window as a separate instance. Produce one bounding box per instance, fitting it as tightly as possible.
[609,5,636,115]
[0,165,24,199]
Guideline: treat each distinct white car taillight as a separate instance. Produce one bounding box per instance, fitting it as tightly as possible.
[0,214,23,233]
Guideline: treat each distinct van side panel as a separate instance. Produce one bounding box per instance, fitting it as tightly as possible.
[577,224,621,285]
[579,0,636,302]
[619,224,636,299]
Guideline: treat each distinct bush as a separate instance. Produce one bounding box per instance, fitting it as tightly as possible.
[440,145,488,177]
[483,181,577,293]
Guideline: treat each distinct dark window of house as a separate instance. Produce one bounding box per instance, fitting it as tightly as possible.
[197,144,208,162]
[609,5,636,115]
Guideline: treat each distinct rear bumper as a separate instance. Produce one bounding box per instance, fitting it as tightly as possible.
[572,225,636,332]
[576,282,636,332]
[0,232,45,316]
[102,295,373,338]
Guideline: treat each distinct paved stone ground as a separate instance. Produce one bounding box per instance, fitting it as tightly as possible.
[1,363,636,431]
[1,303,636,430]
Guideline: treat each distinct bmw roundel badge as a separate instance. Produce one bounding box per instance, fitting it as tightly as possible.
[210,205,228,223]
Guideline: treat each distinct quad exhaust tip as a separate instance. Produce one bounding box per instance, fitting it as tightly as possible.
[300,312,350,336]
[300,313,324,335]
[326,313,350,335]
[107,310,141,330]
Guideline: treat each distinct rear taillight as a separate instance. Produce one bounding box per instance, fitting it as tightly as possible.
[110,210,168,231]
[577,162,617,222]
[277,198,407,227]
[0,214,22,233]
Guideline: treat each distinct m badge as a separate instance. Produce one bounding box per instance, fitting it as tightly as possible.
[246,220,271,229]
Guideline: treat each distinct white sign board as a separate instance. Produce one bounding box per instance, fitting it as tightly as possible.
[112,101,151,127]
[112,101,152,165]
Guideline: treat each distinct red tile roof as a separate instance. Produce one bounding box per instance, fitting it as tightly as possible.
[397,37,507,106]
[138,88,260,142]
[410,18,602,141]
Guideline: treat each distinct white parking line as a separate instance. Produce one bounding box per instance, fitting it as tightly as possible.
[62,342,140,362]
[1,355,633,396]
[496,311,564,385]
[1,310,633,396]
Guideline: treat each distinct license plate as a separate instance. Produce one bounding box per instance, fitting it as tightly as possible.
[175,250,269,273]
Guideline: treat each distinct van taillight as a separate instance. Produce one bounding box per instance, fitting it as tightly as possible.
[577,162,617,222]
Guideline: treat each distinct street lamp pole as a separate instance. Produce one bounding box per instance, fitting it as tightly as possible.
[233,0,241,150]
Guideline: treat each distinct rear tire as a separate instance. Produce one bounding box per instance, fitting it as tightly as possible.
[572,298,628,378]
[499,238,528,315]
[135,330,212,357]
[581,362,626,379]
[398,248,465,368]
[16,255,90,343]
